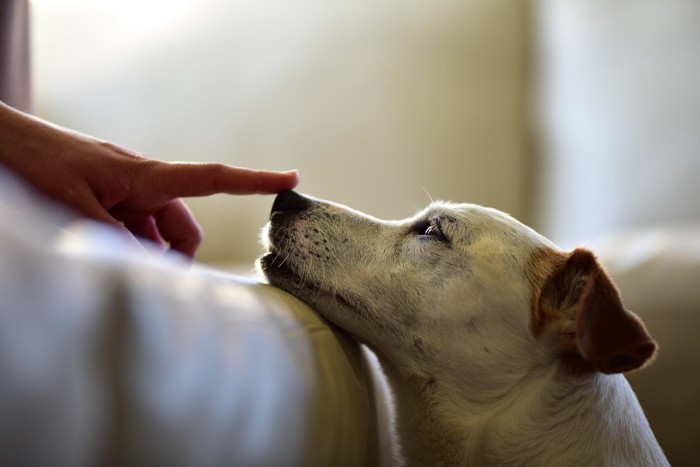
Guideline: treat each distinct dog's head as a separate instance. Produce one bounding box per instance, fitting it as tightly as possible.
[259,191,656,388]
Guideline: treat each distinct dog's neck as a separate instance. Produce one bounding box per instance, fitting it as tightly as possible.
[380,359,665,466]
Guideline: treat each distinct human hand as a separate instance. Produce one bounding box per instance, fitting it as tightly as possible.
[0,101,299,257]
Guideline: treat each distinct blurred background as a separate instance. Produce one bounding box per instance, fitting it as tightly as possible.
[27,0,528,271]
[28,0,699,269]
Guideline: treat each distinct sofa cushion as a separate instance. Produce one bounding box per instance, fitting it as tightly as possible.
[0,167,379,467]
[594,228,700,466]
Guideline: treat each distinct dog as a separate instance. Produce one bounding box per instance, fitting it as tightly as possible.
[258,190,668,466]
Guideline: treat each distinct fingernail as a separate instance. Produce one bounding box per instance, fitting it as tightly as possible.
[285,169,300,182]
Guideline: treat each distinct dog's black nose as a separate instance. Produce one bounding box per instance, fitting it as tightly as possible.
[271,190,312,215]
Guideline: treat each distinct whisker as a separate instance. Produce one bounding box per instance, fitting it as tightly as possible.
[277,252,289,268]
[419,185,434,203]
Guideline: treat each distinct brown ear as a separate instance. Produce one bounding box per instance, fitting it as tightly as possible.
[538,248,657,374]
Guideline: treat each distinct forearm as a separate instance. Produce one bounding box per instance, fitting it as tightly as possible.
[0,98,299,258]
[0,99,33,166]
[0,100,62,172]
[0,99,110,210]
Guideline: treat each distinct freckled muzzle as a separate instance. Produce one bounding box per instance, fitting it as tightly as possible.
[260,190,314,278]
[265,191,312,259]
[260,191,358,314]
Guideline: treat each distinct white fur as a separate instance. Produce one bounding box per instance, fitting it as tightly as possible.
[259,193,668,466]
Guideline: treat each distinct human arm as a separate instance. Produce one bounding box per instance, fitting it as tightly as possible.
[0,101,299,257]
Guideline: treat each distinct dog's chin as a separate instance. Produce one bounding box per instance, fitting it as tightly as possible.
[258,250,299,290]
[260,250,390,354]
[259,250,356,316]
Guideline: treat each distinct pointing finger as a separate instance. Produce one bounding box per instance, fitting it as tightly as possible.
[154,162,299,198]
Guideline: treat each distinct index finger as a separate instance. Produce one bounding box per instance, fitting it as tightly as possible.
[154,162,300,198]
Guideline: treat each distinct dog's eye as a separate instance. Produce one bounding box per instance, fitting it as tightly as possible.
[414,219,449,243]
[424,225,441,237]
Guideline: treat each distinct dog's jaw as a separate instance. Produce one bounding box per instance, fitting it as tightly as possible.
[259,245,395,351]
[259,239,372,328]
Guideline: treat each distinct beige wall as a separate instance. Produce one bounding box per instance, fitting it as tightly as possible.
[32,0,531,266]
[533,0,700,248]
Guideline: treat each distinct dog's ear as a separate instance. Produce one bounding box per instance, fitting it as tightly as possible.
[536,248,657,374]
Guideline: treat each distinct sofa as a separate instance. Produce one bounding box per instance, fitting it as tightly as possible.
[0,168,385,466]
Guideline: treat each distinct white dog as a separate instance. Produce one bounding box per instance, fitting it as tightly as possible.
[259,191,668,466]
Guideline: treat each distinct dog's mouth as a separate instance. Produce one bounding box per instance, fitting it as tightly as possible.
[260,244,362,315]
[260,244,325,295]
[258,247,298,283]
[260,191,377,324]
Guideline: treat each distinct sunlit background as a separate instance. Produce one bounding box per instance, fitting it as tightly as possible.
[30,0,700,270]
